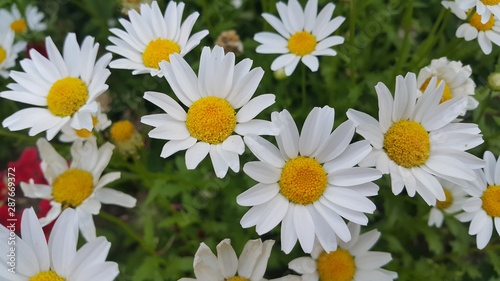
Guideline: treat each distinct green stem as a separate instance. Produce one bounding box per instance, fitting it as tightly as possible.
[393,0,414,77]
[411,9,447,67]
[301,63,307,107]
[349,0,356,84]
[0,129,36,143]
[475,89,493,124]
[99,211,161,258]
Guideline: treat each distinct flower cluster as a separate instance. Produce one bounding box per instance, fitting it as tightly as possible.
[0,0,499,280]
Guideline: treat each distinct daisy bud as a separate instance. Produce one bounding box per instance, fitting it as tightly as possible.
[273,67,287,80]
[215,30,244,56]
[488,72,500,91]
[110,120,144,159]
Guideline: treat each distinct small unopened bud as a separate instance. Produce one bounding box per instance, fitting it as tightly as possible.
[110,120,143,159]
[120,0,153,15]
[273,68,287,80]
[488,72,500,91]
[215,30,244,56]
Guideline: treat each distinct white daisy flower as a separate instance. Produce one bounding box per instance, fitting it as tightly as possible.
[428,179,468,227]
[0,33,112,140]
[456,0,500,24]
[288,223,397,281]
[442,1,468,19]
[238,106,382,254]
[455,11,500,55]
[0,208,119,280]
[0,30,26,78]
[417,57,478,115]
[254,0,345,76]
[347,73,484,206]
[141,45,277,178]
[457,151,500,249]
[0,3,47,34]
[179,238,298,281]
[107,1,209,77]
[20,138,137,241]
[59,104,111,142]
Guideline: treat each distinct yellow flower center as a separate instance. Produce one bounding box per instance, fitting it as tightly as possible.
[74,116,98,138]
[226,277,249,281]
[287,31,317,56]
[185,96,236,144]
[279,156,327,205]
[436,188,453,210]
[420,77,453,103]
[0,47,6,64]
[46,77,89,117]
[317,249,356,281]
[142,38,180,69]
[29,271,65,281]
[469,12,495,31]
[110,120,136,142]
[481,0,500,5]
[384,120,430,168]
[52,169,93,208]
[482,185,500,217]
[10,19,27,33]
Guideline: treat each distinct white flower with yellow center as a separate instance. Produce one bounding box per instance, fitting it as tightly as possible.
[107,1,209,77]
[347,73,484,206]
[179,238,297,281]
[417,57,478,115]
[456,0,500,23]
[59,104,111,142]
[457,151,500,249]
[0,30,26,78]
[142,45,277,178]
[428,179,468,227]
[238,107,381,254]
[0,208,118,281]
[254,0,345,76]
[455,10,500,55]
[20,138,137,241]
[288,223,397,281]
[0,4,47,34]
[1,33,112,140]
[442,1,468,19]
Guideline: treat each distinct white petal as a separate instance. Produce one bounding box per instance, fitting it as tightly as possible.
[244,135,285,168]
[293,204,315,253]
[256,195,289,235]
[216,240,238,279]
[299,106,334,157]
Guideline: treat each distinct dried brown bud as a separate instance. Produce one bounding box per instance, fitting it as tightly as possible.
[215,30,244,56]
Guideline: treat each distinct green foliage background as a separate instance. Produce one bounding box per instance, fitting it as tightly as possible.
[1,0,500,280]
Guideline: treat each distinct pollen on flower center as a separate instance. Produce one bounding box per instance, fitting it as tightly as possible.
[482,185,500,217]
[481,0,500,5]
[142,38,181,69]
[46,77,89,117]
[288,31,317,56]
[226,276,250,281]
[317,249,356,281]
[384,120,430,168]
[0,47,6,64]
[436,188,453,210]
[75,116,98,138]
[185,96,236,144]
[29,270,65,281]
[11,19,27,33]
[52,169,93,208]
[110,120,135,142]
[279,156,327,205]
[420,77,453,103]
[469,12,495,31]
